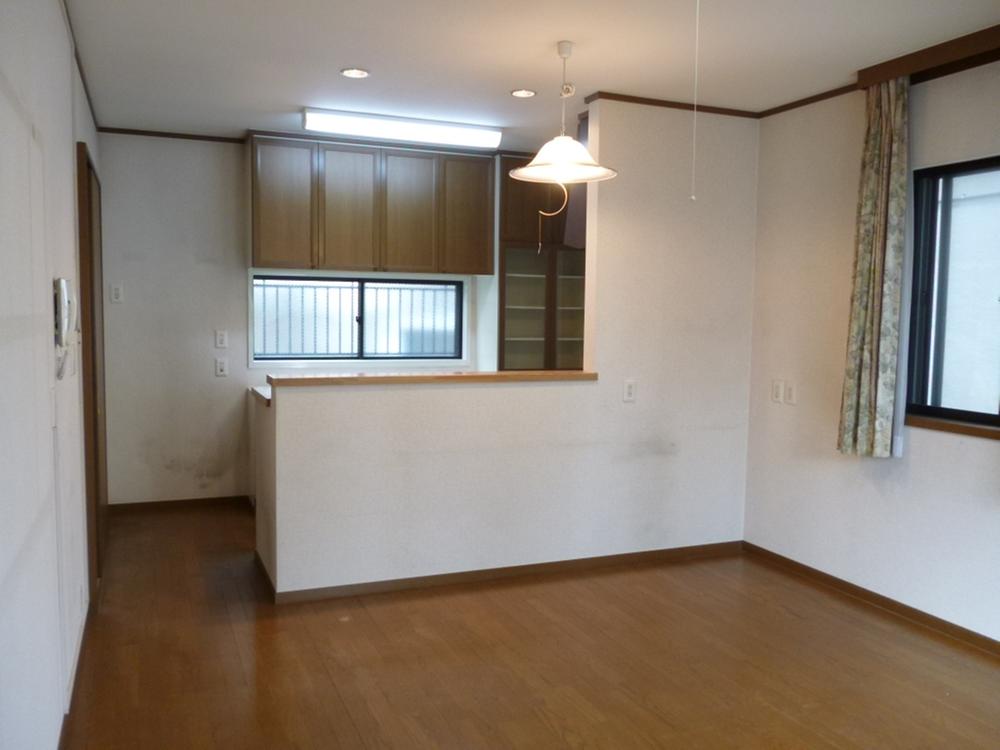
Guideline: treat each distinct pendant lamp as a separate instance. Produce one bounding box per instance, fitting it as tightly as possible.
[510,41,616,250]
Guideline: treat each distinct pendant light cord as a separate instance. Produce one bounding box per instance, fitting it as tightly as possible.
[537,183,569,253]
[560,55,568,136]
[690,0,700,201]
[539,49,572,252]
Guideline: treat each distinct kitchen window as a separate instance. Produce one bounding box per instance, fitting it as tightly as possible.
[907,155,1000,428]
[252,275,462,361]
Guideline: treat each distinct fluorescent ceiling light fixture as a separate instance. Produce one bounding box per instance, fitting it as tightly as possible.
[303,108,502,149]
[511,89,536,98]
[340,67,370,79]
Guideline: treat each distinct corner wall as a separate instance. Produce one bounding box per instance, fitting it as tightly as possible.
[745,63,1000,641]
[99,133,252,504]
[268,100,758,593]
[0,0,98,746]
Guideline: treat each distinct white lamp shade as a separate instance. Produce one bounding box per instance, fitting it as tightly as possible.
[509,135,617,184]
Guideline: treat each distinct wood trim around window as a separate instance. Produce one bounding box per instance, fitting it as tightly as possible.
[858,23,1000,88]
[905,414,1000,442]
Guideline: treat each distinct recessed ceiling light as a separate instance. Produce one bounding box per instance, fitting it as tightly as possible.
[303,108,503,149]
[340,68,370,79]
[511,89,536,98]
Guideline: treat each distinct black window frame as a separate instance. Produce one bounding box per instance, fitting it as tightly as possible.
[907,154,1000,428]
[252,274,464,362]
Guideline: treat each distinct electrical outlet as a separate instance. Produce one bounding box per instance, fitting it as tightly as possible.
[784,381,798,405]
[110,283,124,304]
[623,378,637,403]
[215,329,228,349]
[771,379,785,403]
[215,357,229,377]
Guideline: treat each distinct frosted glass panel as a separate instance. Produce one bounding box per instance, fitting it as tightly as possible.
[935,171,1000,414]
[253,278,358,358]
[253,278,461,360]
[363,282,459,358]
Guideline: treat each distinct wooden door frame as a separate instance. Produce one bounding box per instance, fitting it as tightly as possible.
[76,141,106,605]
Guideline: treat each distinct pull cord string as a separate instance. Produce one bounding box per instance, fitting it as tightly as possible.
[690,0,700,201]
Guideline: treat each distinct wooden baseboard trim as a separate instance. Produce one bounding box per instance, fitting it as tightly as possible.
[254,550,277,600]
[742,542,1000,658]
[58,600,96,750]
[275,541,744,604]
[109,495,252,513]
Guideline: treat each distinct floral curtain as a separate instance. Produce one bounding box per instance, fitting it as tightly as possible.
[837,78,909,458]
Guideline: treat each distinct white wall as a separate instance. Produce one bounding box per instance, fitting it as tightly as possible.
[99,134,499,504]
[0,0,96,746]
[745,63,1000,641]
[270,99,758,593]
[100,134,253,503]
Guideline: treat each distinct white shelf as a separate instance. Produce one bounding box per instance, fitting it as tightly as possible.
[506,305,545,310]
[506,337,545,342]
[507,273,545,279]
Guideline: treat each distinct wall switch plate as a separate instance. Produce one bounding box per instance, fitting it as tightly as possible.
[215,357,229,377]
[623,378,637,403]
[771,379,785,403]
[784,381,798,405]
[215,329,228,349]
[110,283,124,304]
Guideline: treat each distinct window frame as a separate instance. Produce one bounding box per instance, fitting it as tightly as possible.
[248,269,468,369]
[906,154,1000,429]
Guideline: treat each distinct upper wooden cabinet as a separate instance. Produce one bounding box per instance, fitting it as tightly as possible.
[250,135,495,274]
[441,155,494,275]
[252,139,316,268]
[499,155,567,246]
[383,150,438,272]
[317,144,379,270]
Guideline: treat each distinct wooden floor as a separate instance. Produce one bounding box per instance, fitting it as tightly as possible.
[64,501,1000,749]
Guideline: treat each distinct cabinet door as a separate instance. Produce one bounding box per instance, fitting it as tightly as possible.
[382,150,437,272]
[440,155,494,275]
[252,138,315,268]
[317,144,379,270]
[499,155,567,246]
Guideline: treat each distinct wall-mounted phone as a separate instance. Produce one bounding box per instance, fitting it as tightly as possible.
[53,277,77,380]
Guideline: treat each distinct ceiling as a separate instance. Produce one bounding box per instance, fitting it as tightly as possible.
[67,0,999,151]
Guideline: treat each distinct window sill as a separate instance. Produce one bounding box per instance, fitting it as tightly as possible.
[266,370,599,387]
[905,414,1000,442]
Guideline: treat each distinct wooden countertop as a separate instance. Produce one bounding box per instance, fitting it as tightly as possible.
[266,371,598,387]
[250,385,272,405]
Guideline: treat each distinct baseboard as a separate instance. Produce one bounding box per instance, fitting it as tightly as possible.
[109,495,252,513]
[57,602,94,750]
[272,541,744,604]
[742,542,1000,658]
[254,550,276,597]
